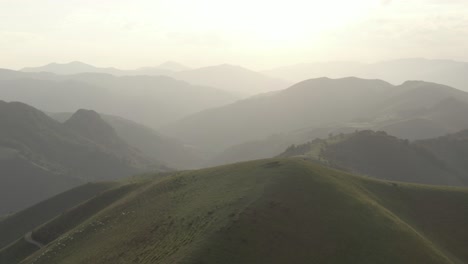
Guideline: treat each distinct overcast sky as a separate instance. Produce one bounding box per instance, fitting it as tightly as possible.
[1,0,467,70]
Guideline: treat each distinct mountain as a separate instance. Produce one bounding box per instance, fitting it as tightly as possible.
[19,62,288,96]
[0,70,237,128]
[370,81,468,119]
[21,61,125,76]
[20,62,289,96]
[64,110,123,149]
[279,130,468,186]
[2,158,468,263]
[63,110,155,169]
[19,61,289,96]
[20,61,191,76]
[207,126,361,167]
[372,97,468,140]
[209,108,468,167]
[156,61,191,72]
[50,112,207,169]
[20,61,190,76]
[101,115,206,169]
[265,58,468,92]
[0,102,159,215]
[172,64,291,96]
[417,130,468,178]
[264,61,365,82]
[165,77,468,152]
[377,118,450,141]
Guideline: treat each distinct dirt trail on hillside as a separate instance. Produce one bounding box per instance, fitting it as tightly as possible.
[24,232,44,249]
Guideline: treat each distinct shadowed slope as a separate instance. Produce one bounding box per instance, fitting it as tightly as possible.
[279,130,468,186]
[0,101,161,215]
[0,182,118,249]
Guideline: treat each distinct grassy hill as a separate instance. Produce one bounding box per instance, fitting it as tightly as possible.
[279,130,468,186]
[2,158,468,263]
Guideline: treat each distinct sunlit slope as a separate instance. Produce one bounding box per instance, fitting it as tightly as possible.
[6,159,468,264]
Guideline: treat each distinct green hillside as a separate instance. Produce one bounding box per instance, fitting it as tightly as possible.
[279,130,468,186]
[2,159,467,264]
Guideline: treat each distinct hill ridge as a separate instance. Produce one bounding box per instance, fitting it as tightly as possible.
[2,158,467,263]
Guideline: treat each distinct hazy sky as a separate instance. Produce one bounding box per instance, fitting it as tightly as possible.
[1,0,467,70]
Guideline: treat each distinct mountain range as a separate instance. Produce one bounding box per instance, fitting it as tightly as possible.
[164,77,468,153]
[172,64,290,96]
[265,58,468,92]
[0,69,237,128]
[21,61,190,76]
[19,61,289,96]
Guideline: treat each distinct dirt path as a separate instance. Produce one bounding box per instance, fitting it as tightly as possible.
[24,232,44,249]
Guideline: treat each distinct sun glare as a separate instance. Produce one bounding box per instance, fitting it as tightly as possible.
[249,0,378,41]
[156,0,377,41]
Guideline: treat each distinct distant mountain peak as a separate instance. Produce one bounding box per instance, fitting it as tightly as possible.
[58,61,91,66]
[69,108,103,120]
[20,61,123,75]
[0,100,58,128]
[216,63,246,70]
[64,109,118,145]
[40,61,95,68]
[190,63,248,72]
[66,109,112,130]
[399,80,454,90]
[288,77,392,91]
[158,61,190,71]
[21,61,99,74]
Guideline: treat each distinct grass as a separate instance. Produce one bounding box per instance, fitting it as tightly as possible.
[0,182,118,249]
[0,183,138,264]
[0,238,38,264]
[2,158,467,264]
